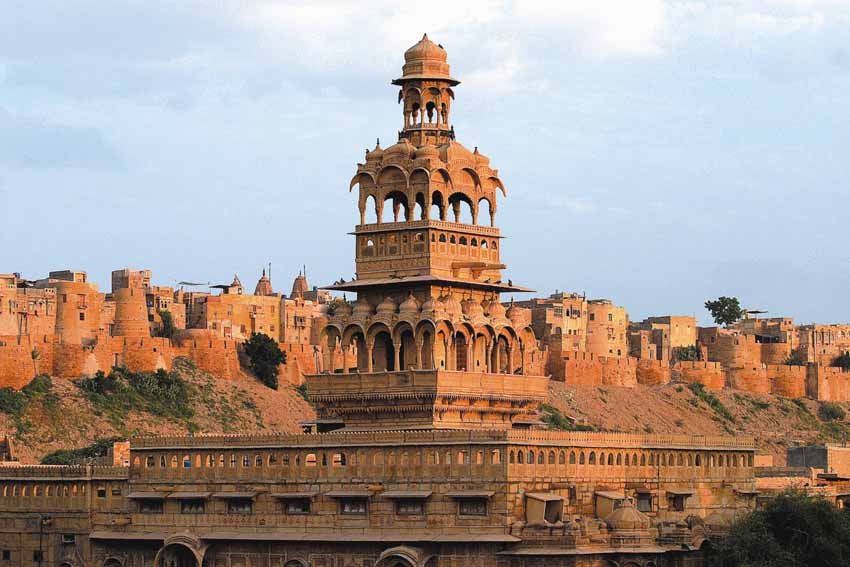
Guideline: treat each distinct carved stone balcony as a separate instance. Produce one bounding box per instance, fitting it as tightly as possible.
[305,369,549,431]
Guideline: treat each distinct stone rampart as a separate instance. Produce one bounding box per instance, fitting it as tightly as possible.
[555,351,638,387]
[673,361,726,391]
[0,335,55,388]
[636,359,671,386]
[767,364,807,398]
[807,365,850,402]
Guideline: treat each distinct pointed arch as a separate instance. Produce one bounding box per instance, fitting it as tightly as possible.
[349,171,376,192]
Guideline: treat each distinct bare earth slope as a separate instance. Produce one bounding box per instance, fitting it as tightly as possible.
[548,381,850,466]
[6,362,849,465]
[2,358,314,464]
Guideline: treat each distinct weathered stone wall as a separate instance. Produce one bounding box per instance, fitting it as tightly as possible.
[636,359,670,386]
[674,361,726,391]
[553,351,638,387]
[807,365,850,402]
[0,335,55,388]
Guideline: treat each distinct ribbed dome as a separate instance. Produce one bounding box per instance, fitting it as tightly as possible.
[384,139,414,160]
[352,297,373,318]
[440,140,475,163]
[376,296,398,315]
[488,298,508,321]
[404,34,447,64]
[462,297,485,317]
[421,295,444,314]
[414,144,440,160]
[366,140,384,162]
[396,34,457,84]
[473,146,490,166]
[506,300,529,325]
[334,301,353,317]
[399,292,421,315]
[605,500,651,531]
[441,293,462,316]
[290,272,309,299]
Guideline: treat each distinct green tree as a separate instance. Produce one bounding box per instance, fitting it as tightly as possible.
[155,309,177,340]
[244,333,286,390]
[704,296,743,327]
[818,402,846,422]
[30,347,41,377]
[834,352,850,370]
[784,350,807,366]
[674,345,701,362]
[708,491,850,567]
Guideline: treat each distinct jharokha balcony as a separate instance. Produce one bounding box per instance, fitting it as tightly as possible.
[305,369,549,431]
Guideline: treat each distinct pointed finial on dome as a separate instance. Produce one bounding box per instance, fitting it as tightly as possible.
[474,146,479,154]
[376,138,381,147]
[422,33,428,40]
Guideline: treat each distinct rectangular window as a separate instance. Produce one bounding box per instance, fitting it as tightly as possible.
[670,495,687,512]
[111,487,122,496]
[96,487,106,498]
[181,499,205,514]
[284,499,311,515]
[139,500,164,514]
[636,493,653,513]
[340,498,367,515]
[61,534,76,545]
[458,498,487,516]
[227,499,253,515]
[33,551,43,562]
[1,550,9,561]
[395,500,424,515]
[79,312,86,321]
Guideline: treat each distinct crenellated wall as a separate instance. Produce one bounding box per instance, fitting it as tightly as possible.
[636,359,671,386]
[807,365,850,402]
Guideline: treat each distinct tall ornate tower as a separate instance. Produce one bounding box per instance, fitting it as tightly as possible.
[307,36,547,431]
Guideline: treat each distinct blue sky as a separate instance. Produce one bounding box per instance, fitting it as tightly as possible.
[1,1,848,325]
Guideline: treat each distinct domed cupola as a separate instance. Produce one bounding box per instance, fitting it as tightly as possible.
[488,297,510,325]
[365,139,384,163]
[352,297,374,319]
[421,295,445,316]
[441,293,463,317]
[462,297,486,324]
[473,146,490,167]
[605,500,652,531]
[376,296,398,316]
[506,299,531,328]
[414,144,440,161]
[383,139,415,163]
[334,300,353,318]
[398,33,456,83]
[399,292,421,316]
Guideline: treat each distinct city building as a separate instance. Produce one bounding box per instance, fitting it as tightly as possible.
[0,36,757,567]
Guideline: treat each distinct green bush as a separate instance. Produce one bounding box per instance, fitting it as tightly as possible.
[155,309,177,340]
[834,352,850,370]
[540,404,595,432]
[688,382,735,422]
[785,350,807,366]
[41,437,123,465]
[244,333,286,390]
[674,345,701,362]
[77,367,194,427]
[818,402,846,422]
[708,491,850,566]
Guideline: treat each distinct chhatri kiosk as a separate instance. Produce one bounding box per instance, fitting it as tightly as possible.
[0,36,756,567]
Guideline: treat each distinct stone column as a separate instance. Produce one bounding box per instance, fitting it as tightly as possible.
[366,340,374,373]
[416,337,424,370]
[393,342,400,372]
[341,345,350,374]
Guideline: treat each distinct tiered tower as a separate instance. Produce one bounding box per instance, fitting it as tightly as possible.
[307,36,547,431]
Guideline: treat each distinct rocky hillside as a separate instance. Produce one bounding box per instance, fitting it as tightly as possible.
[547,381,850,465]
[4,361,849,465]
[1,358,314,464]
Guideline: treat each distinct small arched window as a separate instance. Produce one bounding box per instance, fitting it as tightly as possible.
[459,237,468,246]
[517,451,524,464]
[439,234,447,243]
[509,450,515,464]
[559,451,566,465]
[589,452,597,465]
[579,452,585,465]
[569,451,576,464]
[616,454,622,465]
[536,451,543,465]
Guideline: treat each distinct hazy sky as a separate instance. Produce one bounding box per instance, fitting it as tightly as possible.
[2,1,848,325]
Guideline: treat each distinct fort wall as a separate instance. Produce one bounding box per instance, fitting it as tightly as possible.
[673,361,726,391]
[0,335,55,389]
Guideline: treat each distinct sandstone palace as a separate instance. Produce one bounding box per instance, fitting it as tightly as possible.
[5,35,849,567]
